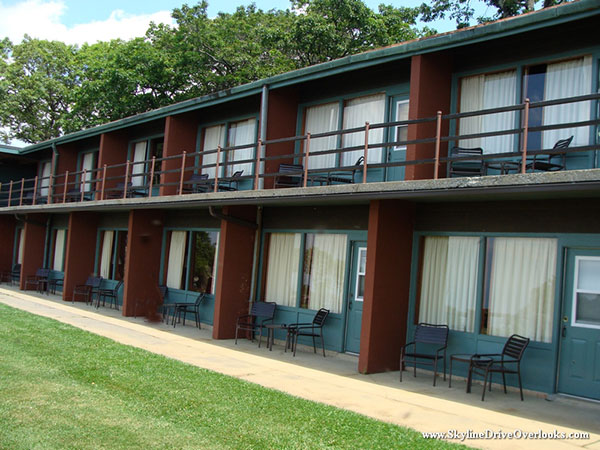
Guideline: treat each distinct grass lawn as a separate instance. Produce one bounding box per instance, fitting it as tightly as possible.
[0,303,463,449]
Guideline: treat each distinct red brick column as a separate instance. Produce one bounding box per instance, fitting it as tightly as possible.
[405,53,453,180]
[63,212,98,301]
[0,216,16,272]
[359,200,415,373]
[97,131,129,200]
[212,205,257,339]
[162,114,198,196]
[122,210,165,317]
[19,214,48,290]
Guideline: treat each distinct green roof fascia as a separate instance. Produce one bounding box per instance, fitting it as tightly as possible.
[18,0,600,155]
[0,145,22,155]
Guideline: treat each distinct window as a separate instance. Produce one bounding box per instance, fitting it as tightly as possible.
[130,138,164,188]
[572,257,600,328]
[51,229,66,271]
[262,232,348,313]
[394,100,409,149]
[39,161,52,197]
[165,230,219,293]
[15,228,24,265]
[98,230,127,280]
[355,247,367,302]
[302,93,386,170]
[201,125,226,178]
[416,235,557,343]
[79,151,97,193]
[524,56,592,150]
[459,70,517,153]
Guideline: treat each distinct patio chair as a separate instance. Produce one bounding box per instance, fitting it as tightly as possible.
[173,292,206,329]
[286,308,330,357]
[96,280,123,310]
[0,263,20,284]
[448,146,485,177]
[525,136,573,172]
[400,323,449,386]
[24,268,51,293]
[72,275,103,305]
[327,156,364,184]
[106,182,133,199]
[217,170,243,191]
[234,301,277,347]
[274,164,304,188]
[467,334,530,401]
[179,173,212,194]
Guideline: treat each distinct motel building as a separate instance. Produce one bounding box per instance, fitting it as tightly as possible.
[1,0,599,402]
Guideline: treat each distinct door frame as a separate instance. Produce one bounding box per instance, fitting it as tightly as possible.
[343,240,367,354]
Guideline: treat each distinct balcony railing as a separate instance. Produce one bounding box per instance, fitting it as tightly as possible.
[1,93,598,207]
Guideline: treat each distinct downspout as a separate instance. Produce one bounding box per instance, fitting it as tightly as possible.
[43,216,52,269]
[51,143,59,202]
[248,206,263,305]
[259,84,269,189]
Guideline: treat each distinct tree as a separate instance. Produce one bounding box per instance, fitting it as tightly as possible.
[420,0,569,29]
[0,37,78,143]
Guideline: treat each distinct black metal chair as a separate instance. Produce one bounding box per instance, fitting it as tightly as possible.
[218,170,243,191]
[286,308,330,357]
[235,302,277,347]
[72,276,103,305]
[327,156,364,184]
[400,323,449,386]
[274,164,304,188]
[173,292,206,329]
[526,136,573,172]
[96,280,123,310]
[0,263,20,284]
[180,173,212,194]
[107,182,133,199]
[448,146,485,177]
[24,268,51,294]
[467,334,530,401]
[11,263,21,286]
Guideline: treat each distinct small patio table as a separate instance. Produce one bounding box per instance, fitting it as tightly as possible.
[449,354,493,390]
[265,323,289,351]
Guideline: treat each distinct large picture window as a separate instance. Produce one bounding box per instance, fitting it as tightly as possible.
[51,229,67,271]
[79,151,98,193]
[98,230,127,280]
[164,230,219,293]
[262,232,348,314]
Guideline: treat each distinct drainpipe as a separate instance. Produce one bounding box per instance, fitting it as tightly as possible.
[248,206,263,306]
[43,216,52,269]
[259,84,269,188]
[51,143,59,176]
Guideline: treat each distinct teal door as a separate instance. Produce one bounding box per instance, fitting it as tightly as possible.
[345,242,367,354]
[558,249,600,400]
[386,97,409,182]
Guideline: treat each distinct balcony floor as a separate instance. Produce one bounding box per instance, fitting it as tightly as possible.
[0,284,599,450]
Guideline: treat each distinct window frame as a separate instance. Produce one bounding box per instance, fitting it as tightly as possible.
[127,134,165,188]
[48,228,68,272]
[95,228,128,281]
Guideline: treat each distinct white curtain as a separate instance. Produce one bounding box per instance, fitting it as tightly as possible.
[52,229,66,271]
[227,118,256,176]
[100,230,114,279]
[39,161,52,197]
[304,102,339,170]
[166,231,187,289]
[265,233,301,307]
[543,56,592,148]
[131,141,147,187]
[210,232,220,294]
[202,125,225,178]
[459,71,516,153]
[488,238,557,343]
[342,94,385,165]
[17,228,25,264]
[80,152,95,192]
[304,234,347,313]
[419,236,479,332]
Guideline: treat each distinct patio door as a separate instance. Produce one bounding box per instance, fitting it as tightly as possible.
[558,249,600,400]
[344,242,366,354]
[386,96,409,182]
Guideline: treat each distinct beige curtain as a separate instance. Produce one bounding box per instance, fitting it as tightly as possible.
[166,231,187,289]
[341,94,385,165]
[210,232,220,294]
[80,152,95,192]
[304,102,339,170]
[100,231,114,279]
[132,141,147,187]
[265,233,301,307]
[52,229,66,271]
[488,238,557,343]
[227,118,256,176]
[17,228,25,264]
[202,125,225,178]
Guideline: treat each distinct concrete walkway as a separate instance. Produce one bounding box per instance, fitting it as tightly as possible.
[1,286,598,450]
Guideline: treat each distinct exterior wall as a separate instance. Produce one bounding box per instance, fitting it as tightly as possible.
[122,209,165,317]
[162,114,198,196]
[63,212,98,301]
[0,215,16,271]
[405,52,453,180]
[54,142,79,199]
[19,214,48,290]
[359,200,415,373]
[212,205,257,339]
[98,131,129,199]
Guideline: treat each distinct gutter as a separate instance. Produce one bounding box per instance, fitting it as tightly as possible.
[208,206,258,230]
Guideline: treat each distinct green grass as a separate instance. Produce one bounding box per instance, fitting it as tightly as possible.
[0,303,462,449]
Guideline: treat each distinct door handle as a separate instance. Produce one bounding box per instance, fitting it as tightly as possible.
[562,327,566,338]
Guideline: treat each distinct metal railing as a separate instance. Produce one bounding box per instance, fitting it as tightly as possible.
[0,93,598,208]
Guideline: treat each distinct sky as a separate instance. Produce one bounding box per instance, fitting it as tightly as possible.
[0,0,493,45]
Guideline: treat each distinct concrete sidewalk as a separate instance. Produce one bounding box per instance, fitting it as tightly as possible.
[1,286,598,450]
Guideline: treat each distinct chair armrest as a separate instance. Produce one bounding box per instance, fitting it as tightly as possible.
[236,314,252,324]
[435,345,447,354]
[402,341,416,350]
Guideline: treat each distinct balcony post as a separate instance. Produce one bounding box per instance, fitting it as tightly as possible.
[32,176,38,205]
[8,180,13,206]
[254,140,262,190]
[48,173,53,204]
[521,98,530,174]
[124,160,130,199]
[303,133,311,188]
[149,156,156,198]
[80,170,87,202]
[363,122,370,184]
[101,165,107,200]
[63,171,69,203]
[214,146,221,193]
[178,151,186,195]
[434,111,442,180]
[19,178,24,206]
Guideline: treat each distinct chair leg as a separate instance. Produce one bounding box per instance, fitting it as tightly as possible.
[321,332,326,357]
[235,326,239,345]
[502,372,507,394]
[443,355,447,381]
[482,369,489,401]
[413,356,417,378]
[433,356,438,386]
[399,349,404,382]
[258,326,263,348]
[518,366,524,401]
[293,333,299,357]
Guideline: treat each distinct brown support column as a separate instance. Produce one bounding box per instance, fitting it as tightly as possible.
[265,87,299,189]
[0,216,16,272]
[122,209,164,317]
[358,200,415,374]
[98,131,129,199]
[20,214,48,290]
[63,212,98,301]
[54,143,79,199]
[162,115,198,196]
[405,53,453,181]
[212,205,257,339]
